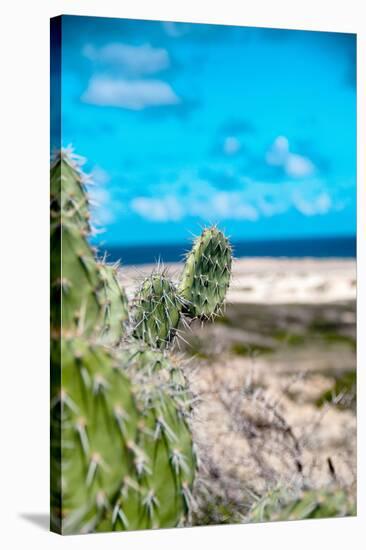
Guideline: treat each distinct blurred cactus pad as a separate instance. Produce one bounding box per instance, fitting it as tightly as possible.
[50,150,233,534]
[51,338,195,533]
[247,487,356,523]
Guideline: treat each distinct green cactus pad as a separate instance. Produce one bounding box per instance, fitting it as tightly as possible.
[247,487,356,523]
[132,273,184,349]
[50,221,103,337]
[277,489,356,521]
[50,152,131,343]
[98,263,129,346]
[51,337,195,534]
[118,344,193,416]
[50,150,103,337]
[50,150,90,232]
[179,226,232,319]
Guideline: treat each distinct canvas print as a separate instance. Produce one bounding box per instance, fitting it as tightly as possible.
[50,15,356,535]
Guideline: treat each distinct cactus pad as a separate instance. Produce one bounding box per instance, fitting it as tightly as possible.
[118,344,192,415]
[51,337,195,534]
[98,263,129,346]
[247,487,356,523]
[179,226,232,319]
[132,273,184,348]
[50,150,103,337]
[50,150,90,232]
[50,221,103,337]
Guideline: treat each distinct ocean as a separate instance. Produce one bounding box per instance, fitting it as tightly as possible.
[99,235,356,266]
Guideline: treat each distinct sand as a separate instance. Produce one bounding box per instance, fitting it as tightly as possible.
[118,257,356,305]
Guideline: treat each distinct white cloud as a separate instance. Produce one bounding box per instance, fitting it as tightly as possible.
[257,197,288,217]
[88,185,117,226]
[83,43,170,75]
[223,136,241,155]
[285,153,315,178]
[293,191,332,216]
[202,192,258,220]
[86,166,115,225]
[86,166,129,226]
[266,135,315,178]
[131,196,183,222]
[161,22,187,38]
[90,166,110,185]
[129,168,336,225]
[266,136,289,166]
[82,76,180,110]
[130,176,259,223]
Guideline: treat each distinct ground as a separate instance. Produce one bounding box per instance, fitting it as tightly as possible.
[118,258,356,525]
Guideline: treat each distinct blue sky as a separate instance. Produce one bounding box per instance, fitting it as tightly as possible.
[54,16,356,246]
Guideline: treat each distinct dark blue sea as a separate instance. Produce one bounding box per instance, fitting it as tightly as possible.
[99,235,356,266]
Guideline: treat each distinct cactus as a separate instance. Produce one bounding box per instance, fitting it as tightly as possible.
[132,272,185,349]
[50,149,235,535]
[98,263,129,346]
[179,226,232,320]
[131,227,233,348]
[51,336,195,534]
[247,487,356,523]
[50,149,198,534]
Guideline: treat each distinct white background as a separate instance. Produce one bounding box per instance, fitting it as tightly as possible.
[0,0,364,548]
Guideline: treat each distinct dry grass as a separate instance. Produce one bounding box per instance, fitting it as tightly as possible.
[118,261,357,526]
[182,302,356,525]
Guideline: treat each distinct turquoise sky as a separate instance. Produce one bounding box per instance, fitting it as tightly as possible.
[54,16,356,246]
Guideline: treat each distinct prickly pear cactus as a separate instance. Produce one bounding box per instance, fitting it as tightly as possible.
[132,272,184,349]
[179,226,232,319]
[50,149,206,535]
[98,263,129,346]
[51,337,196,534]
[247,487,356,523]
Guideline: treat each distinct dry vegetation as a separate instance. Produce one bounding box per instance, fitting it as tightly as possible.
[185,300,356,525]
[119,260,357,525]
